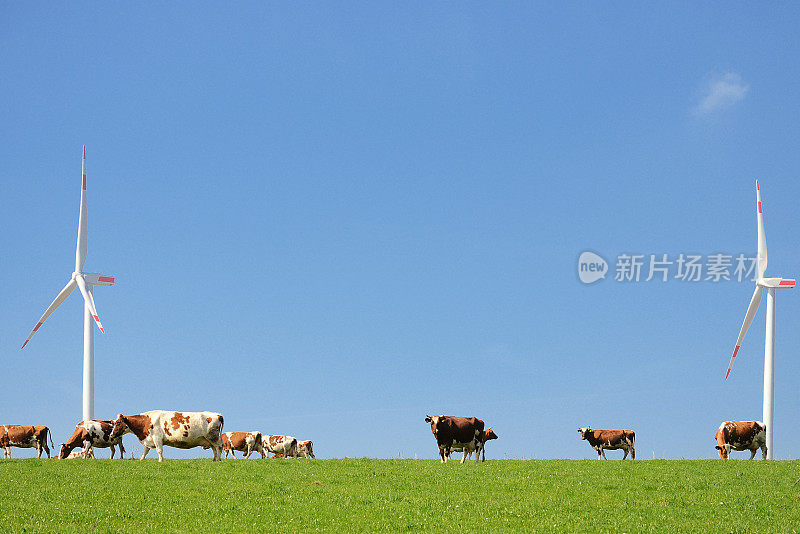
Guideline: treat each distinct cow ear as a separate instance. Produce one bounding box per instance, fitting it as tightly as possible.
[425,416,431,423]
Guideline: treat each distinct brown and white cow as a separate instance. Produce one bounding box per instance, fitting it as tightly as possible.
[59,420,128,459]
[295,440,315,459]
[110,411,224,462]
[578,427,635,460]
[262,434,298,458]
[447,428,499,462]
[1,425,54,458]
[425,415,485,463]
[714,420,767,459]
[220,432,265,459]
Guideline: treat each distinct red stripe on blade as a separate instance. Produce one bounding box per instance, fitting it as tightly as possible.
[21,340,29,349]
[82,174,86,190]
[98,276,114,283]
[779,280,796,286]
[758,201,762,213]
[33,322,43,332]
[756,180,760,191]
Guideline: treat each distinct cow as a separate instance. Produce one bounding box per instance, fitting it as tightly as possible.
[109,411,224,462]
[447,428,499,462]
[1,425,54,458]
[714,421,767,459]
[61,449,94,459]
[262,435,298,458]
[295,440,315,459]
[424,415,484,463]
[220,432,265,459]
[59,420,128,459]
[578,427,635,460]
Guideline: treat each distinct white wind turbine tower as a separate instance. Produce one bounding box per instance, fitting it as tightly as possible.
[21,146,115,422]
[725,180,795,460]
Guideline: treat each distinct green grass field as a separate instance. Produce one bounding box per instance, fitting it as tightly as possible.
[2,458,799,532]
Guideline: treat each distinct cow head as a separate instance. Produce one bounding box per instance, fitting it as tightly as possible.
[425,415,447,437]
[578,427,592,440]
[58,442,76,459]
[714,430,730,459]
[484,428,498,442]
[109,414,128,440]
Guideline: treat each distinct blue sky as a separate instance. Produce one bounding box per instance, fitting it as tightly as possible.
[3,4,800,460]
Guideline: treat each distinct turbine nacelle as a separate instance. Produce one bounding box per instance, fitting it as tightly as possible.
[757,277,795,289]
[73,272,116,286]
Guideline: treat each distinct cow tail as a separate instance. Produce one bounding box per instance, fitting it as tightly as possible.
[48,427,55,451]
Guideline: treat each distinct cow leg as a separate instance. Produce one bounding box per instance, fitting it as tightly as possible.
[212,442,222,461]
[230,449,237,459]
[761,444,768,460]
[118,441,125,459]
[631,446,635,460]
[155,445,164,462]
[622,448,628,460]
[259,444,266,459]
[749,449,757,460]
[140,446,151,460]
[244,447,253,459]
[36,442,43,459]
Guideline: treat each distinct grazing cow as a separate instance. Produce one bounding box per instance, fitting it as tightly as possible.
[447,428,499,462]
[109,411,224,462]
[62,449,94,459]
[714,421,767,459]
[296,440,315,459]
[1,425,54,458]
[220,432,265,459]
[59,420,128,459]
[262,435,298,458]
[425,415,485,463]
[578,427,635,460]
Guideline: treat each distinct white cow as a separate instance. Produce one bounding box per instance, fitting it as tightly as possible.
[262,434,298,457]
[110,411,224,462]
[295,440,315,459]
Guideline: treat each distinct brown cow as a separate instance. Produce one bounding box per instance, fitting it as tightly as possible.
[714,421,767,459]
[578,427,635,460]
[220,432,265,459]
[425,415,485,463]
[1,425,54,458]
[59,420,128,459]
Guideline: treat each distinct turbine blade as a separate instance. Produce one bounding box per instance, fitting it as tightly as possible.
[726,285,763,379]
[21,278,78,349]
[75,146,88,272]
[756,180,767,279]
[75,275,105,333]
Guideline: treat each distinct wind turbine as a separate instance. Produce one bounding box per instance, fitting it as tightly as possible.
[21,146,115,422]
[725,180,794,460]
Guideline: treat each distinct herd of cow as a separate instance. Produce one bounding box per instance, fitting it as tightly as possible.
[2,410,768,462]
[0,410,314,462]
[423,415,768,462]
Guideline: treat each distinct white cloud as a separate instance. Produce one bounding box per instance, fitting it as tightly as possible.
[694,72,749,115]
